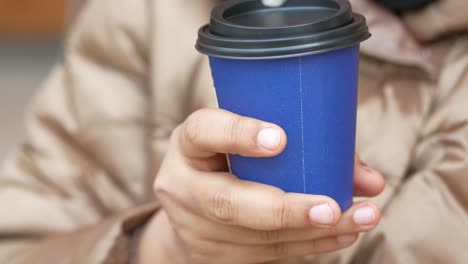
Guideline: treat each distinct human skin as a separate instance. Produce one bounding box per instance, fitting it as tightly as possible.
[137,109,385,264]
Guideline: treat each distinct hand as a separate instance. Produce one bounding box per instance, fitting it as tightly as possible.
[138,109,385,264]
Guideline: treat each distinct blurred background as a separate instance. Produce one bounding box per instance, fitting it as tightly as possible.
[0,0,74,160]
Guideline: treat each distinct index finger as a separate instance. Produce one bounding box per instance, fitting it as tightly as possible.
[191,170,342,231]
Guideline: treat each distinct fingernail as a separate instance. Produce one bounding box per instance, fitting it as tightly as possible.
[353,206,376,226]
[337,235,357,245]
[309,204,334,225]
[257,128,281,151]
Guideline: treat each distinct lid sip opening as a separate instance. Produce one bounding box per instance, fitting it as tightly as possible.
[196,0,370,60]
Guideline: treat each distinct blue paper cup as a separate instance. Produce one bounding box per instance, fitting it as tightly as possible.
[197,0,370,210]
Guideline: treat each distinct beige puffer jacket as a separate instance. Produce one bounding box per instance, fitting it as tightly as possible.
[1,0,468,263]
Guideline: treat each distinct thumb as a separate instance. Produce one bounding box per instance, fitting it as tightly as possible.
[175,108,287,159]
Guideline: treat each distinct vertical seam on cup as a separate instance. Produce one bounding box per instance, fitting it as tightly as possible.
[299,57,306,194]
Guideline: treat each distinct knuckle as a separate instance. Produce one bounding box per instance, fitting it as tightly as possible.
[153,172,179,204]
[170,218,187,233]
[153,179,170,198]
[224,115,245,149]
[187,245,211,264]
[256,229,281,243]
[273,193,295,229]
[271,242,289,257]
[309,239,319,252]
[187,239,220,264]
[325,226,339,235]
[153,155,186,203]
[188,241,207,257]
[184,110,206,145]
[208,191,238,224]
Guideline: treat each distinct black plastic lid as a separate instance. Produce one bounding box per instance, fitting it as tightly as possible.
[196,0,370,60]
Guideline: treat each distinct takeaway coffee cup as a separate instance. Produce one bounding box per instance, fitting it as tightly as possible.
[196,0,370,210]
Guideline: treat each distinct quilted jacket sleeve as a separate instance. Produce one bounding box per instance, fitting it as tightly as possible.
[0,0,160,263]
